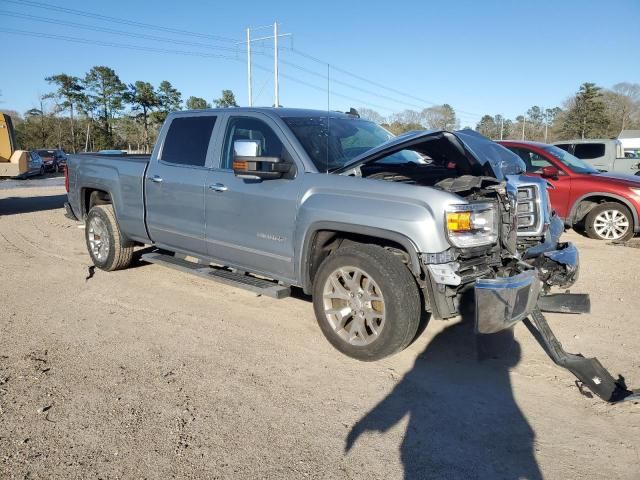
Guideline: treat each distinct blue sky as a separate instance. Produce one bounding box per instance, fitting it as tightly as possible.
[1,0,638,126]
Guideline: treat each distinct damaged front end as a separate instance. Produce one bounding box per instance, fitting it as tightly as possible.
[341,128,637,403]
[420,155,636,403]
[470,178,638,403]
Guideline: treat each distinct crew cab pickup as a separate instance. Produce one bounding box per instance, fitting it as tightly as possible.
[64,108,640,402]
[64,107,578,356]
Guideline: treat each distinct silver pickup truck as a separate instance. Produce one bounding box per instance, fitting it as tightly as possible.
[65,108,636,402]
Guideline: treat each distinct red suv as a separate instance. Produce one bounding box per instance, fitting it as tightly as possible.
[499,141,640,241]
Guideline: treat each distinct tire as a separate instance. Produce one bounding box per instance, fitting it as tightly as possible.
[85,204,134,271]
[585,202,635,241]
[39,165,45,176]
[312,244,421,361]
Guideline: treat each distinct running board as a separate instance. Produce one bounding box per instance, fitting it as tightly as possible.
[141,251,291,299]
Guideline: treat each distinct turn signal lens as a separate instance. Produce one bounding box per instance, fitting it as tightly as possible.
[232,160,248,170]
[445,203,498,248]
[446,212,472,231]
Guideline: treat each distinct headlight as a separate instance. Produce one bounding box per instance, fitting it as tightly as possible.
[445,203,498,248]
[629,187,640,196]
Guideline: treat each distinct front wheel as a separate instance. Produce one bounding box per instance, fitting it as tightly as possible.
[39,165,45,176]
[585,202,635,241]
[85,204,134,271]
[312,244,421,361]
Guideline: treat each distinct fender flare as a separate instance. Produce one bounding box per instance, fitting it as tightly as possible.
[298,221,422,294]
[569,192,639,228]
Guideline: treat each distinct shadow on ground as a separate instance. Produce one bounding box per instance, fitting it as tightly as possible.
[0,194,67,216]
[346,319,542,480]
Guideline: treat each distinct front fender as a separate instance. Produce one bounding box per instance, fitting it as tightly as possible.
[294,188,449,293]
[297,220,423,293]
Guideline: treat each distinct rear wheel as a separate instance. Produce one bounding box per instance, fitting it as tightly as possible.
[39,165,45,176]
[585,202,635,241]
[312,244,421,361]
[85,204,134,271]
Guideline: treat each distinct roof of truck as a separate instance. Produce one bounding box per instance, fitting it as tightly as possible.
[174,107,356,118]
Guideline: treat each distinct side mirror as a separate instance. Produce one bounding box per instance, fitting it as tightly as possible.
[541,166,559,179]
[232,139,290,180]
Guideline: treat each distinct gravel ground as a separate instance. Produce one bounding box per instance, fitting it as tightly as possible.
[0,182,639,480]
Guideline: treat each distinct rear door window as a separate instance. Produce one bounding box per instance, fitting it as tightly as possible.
[554,144,571,153]
[161,116,217,167]
[573,143,605,159]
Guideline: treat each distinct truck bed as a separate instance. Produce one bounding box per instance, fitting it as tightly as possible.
[67,152,151,243]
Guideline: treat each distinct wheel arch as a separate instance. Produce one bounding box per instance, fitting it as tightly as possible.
[81,187,113,217]
[569,192,638,228]
[299,222,422,295]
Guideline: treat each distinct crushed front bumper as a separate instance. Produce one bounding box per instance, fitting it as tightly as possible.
[474,241,579,335]
[473,241,638,403]
[475,270,541,334]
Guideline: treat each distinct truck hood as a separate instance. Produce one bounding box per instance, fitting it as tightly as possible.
[335,129,526,180]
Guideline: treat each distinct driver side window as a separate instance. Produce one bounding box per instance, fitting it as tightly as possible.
[222,117,287,169]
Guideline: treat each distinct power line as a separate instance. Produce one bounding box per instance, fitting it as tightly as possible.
[288,47,484,118]
[0,28,242,60]
[1,28,400,114]
[3,0,239,43]
[278,57,481,122]
[251,62,399,113]
[7,0,485,119]
[0,10,249,53]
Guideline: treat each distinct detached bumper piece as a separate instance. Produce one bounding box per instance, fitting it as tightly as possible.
[526,308,639,403]
[475,270,541,334]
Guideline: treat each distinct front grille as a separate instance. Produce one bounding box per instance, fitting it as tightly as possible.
[517,185,542,235]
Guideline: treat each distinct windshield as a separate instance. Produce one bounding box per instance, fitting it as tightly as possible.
[283,116,422,171]
[542,145,599,174]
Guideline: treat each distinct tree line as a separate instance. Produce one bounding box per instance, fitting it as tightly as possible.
[359,82,640,143]
[1,66,238,153]
[3,72,639,154]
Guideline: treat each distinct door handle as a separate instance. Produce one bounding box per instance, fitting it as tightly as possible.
[209,183,228,192]
[150,175,163,183]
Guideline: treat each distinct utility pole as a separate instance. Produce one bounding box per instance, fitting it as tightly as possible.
[274,22,279,108]
[500,116,504,140]
[240,24,291,107]
[246,28,252,107]
[522,115,526,141]
[544,114,549,143]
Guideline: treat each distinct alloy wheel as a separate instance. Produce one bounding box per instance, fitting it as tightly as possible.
[88,216,110,262]
[593,209,629,240]
[322,266,386,346]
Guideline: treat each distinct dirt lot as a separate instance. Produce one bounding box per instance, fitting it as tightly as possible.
[1,181,639,480]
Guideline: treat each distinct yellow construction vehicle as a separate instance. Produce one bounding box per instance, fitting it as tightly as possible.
[0,113,30,177]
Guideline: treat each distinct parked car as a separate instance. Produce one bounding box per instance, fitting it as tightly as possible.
[18,151,45,178]
[63,109,637,402]
[553,138,640,175]
[500,140,640,241]
[36,149,67,173]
